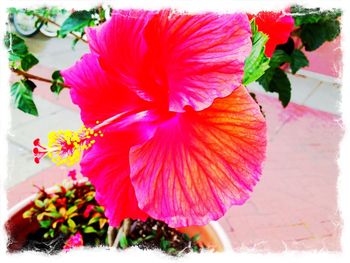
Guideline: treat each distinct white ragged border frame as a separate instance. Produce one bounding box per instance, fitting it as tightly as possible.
[1,1,349,263]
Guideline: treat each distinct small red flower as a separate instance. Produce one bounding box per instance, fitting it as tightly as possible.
[63,232,84,252]
[68,170,77,181]
[83,204,95,218]
[248,10,294,57]
[55,197,67,207]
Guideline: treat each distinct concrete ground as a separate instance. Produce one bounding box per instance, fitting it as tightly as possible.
[6,32,343,252]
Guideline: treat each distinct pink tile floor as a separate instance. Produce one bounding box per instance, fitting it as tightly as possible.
[219,93,342,251]
[7,65,343,252]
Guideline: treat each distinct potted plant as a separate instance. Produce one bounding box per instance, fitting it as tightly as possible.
[6,177,231,255]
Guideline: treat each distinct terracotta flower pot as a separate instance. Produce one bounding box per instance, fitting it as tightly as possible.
[6,182,232,253]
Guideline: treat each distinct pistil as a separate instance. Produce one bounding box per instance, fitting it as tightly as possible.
[33,107,151,166]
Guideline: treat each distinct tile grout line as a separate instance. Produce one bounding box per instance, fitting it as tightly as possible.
[300,81,324,106]
[269,81,324,142]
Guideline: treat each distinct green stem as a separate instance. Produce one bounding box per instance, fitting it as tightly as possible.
[98,5,106,23]
[109,219,131,248]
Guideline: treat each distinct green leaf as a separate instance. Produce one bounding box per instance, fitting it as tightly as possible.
[290,49,309,74]
[52,70,63,81]
[65,189,76,198]
[34,199,44,208]
[4,33,28,57]
[160,237,170,250]
[144,235,155,241]
[269,50,291,69]
[192,245,199,252]
[23,210,33,219]
[11,80,38,116]
[67,218,76,230]
[71,38,80,49]
[50,70,64,95]
[167,247,177,254]
[119,235,129,249]
[60,224,69,234]
[37,212,45,221]
[39,220,51,228]
[87,216,100,225]
[85,195,94,202]
[83,226,97,234]
[99,218,108,229]
[49,228,55,238]
[130,238,143,246]
[183,233,190,241]
[21,53,39,71]
[291,5,342,27]
[58,10,92,37]
[7,8,18,15]
[191,233,200,242]
[275,37,295,56]
[66,205,78,216]
[258,68,291,107]
[243,19,270,86]
[46,203,58,212]
[95,206,104,213]
[45,211,61,218]
[50,83,64,95]
[299,19,341,51]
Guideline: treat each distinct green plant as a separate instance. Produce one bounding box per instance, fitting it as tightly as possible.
[23,180,108,246]
[6,6,110,116]
[257,6,342,107]
[21,178,204,255]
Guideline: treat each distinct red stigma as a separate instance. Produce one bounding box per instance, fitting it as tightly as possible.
[33,142,47,164]
[33,138,40,146]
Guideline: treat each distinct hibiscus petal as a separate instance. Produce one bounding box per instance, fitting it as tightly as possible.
[80,133,148,227]
[142,10,252,112]
[129,86,266,227]
[85,10,155,101]
[61,53,145,126]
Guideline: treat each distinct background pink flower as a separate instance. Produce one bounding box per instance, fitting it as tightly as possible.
[62,10,266,228]
[248,10,294,57]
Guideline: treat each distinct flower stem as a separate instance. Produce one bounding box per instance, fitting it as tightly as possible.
[34,14,88,44]
[108,219,131,248]
[107,226,118,246]
[11,67,69,88]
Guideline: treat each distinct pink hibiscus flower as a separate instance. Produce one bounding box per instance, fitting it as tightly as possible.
[248,10,294,57]
[58,10,266,228]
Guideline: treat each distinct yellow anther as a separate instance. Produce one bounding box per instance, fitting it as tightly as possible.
[41,125,104,167]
